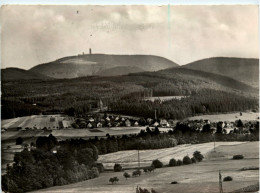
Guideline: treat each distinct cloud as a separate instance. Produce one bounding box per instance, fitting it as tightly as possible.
[1,5,258,69]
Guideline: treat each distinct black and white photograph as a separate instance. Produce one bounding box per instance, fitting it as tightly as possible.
[1,3,259,193]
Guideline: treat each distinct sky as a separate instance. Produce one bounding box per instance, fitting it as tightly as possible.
[1,5,259,69]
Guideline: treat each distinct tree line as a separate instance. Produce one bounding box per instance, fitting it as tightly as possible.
[2,135,101,193]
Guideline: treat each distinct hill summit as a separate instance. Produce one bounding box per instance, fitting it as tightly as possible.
[29,54,179,79]
[1,68,50,81]
[182,57,259,87]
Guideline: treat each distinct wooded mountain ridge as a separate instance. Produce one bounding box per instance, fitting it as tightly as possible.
[2,55,258,91]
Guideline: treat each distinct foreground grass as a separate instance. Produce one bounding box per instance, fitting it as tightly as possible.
[231,183,259,193]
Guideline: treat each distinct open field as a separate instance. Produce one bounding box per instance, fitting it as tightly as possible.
[1,126,171,142]
[144,96,187,102]
[31,141,259,193]
[2,115,74,130]
[98,142,247,170]
[52,127,147,138]
[187,112,259,122]
[1,130,51,141]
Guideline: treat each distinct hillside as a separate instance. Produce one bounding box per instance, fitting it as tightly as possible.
[95,66,144,76]
[2,65,258,119]
[182,57,259,87]
[3,66,257,100]
[86,67,258,95]
[29,54,178,79]
[156,67,257,94]
[1,68,50,81]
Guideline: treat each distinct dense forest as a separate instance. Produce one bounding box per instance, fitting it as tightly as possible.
[2,67,258,119]
[2,87,258,120]
[109,89,258,120]
[2,134,101,193]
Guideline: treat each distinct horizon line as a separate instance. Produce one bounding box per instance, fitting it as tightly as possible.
[1,55,259,70]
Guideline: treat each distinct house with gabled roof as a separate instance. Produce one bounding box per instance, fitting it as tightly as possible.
[160,119,169,127]
[97,122,103,128]
[153,121,159,127]
[89,117,95,122]
[125,119,131,127]
[115,122,121,127]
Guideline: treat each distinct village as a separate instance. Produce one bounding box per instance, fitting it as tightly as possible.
[72,112,257,134]
[2,110,258,135]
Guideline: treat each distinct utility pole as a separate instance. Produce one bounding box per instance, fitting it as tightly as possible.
[219,170,223,193]
[138,147,140,168]
[137,142,140,169]
[213,133,216,152]
[155,109,157,120]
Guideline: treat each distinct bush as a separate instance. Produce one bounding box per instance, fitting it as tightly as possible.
[152,159,163,168]
[96,163,104,173]
[169,158,177,167]
[178,138,187,145]
[223,176,233,181]
[147,165,155,172]
[137,187,158,193]
[183,156,192,165]
[123,172,130,180]
[193,151,204,162]
[171,181,178,184]
[233,155,244,160]
[109,176,119,184]
[151,188,158,193]
[177,159,183,166]
[114,163,122,172]
[16,137,23,145]
[132,169,141,177]
[191,157,196,163]
[89,167,99,178]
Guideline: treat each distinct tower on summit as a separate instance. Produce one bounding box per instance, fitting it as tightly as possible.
[89,48,92,55]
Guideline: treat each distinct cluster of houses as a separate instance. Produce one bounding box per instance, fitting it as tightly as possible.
[68,113,258,133]
[72,114,178,129]
[179,119,257,134]
[3,112,256,132]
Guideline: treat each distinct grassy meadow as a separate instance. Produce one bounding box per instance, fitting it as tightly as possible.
[31,142,259,193]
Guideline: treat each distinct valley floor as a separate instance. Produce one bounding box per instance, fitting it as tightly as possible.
[30,141,259,193]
